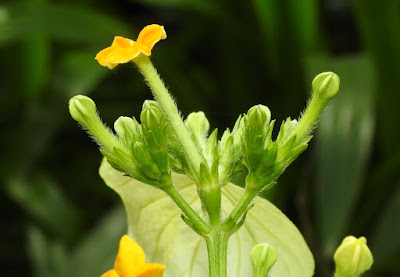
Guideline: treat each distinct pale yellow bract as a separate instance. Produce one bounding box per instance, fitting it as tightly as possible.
[95,24,167,69]
[101,235,165,277]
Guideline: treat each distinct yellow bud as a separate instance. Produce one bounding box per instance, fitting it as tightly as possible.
[334,236,373,277]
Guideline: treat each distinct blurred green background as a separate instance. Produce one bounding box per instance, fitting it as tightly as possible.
[1,0,399,276]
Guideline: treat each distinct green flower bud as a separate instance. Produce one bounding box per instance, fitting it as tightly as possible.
[132,142,153,166]
[69,95,97,124]
[276,118,298,146]
[185,111,210,150]
[334,236,373,277]
[132,142,161,180]
[114,116,141,147]
[141,100,163,130]
[218,130,234,184]
[69,95,120,153]
[204,129,219,168]
[242,105,272,170]
[231,116,244,156]
[312,72,340,100]
[247,105,271,131]
[251,243,278,277]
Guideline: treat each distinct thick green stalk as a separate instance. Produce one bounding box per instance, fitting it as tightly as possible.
[205,230,229,277]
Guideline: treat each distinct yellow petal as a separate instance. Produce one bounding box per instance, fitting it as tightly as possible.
[100,269,120,277]
[136,264,165,277]
[111,36,135,48]
[96,36,136,68]
[114,235,146,277]
[104,46,141,68]
[95,46,114,67]
[136,24,167,53]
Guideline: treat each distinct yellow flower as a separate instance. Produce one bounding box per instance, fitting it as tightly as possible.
[101,235,165,277]
[95,24,167,69]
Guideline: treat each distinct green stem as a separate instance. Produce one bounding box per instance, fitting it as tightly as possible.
[290,95,328,146]
[134,56,204,181]
[205,230,229,277]
[226,188,257,224]
[164,185,211,235]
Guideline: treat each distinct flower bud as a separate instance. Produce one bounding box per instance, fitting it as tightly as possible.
[185,111,210,149]
[141,101,163,130]
[132,142,153,166]
[312,72,340,100]
[334,236,373,277]
[218,130,234,184]
[114,116,142,146]
[251,243,278,277]
[69,95,97,125]
[242,105,272,171]
[69,95,120,153]
[247,105,271,129]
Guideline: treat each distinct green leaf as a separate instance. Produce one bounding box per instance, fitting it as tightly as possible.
[5,173,83,240]
[133,0,220,14]
[26,225,68,277]
[61,205,127,277]
[53,52,107,99]
[0,3,130,46]
[370,180,400,268]
[100,159,314,276]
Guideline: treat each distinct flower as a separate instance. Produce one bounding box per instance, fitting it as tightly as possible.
[101,235,165,277]
[96,24,167,69]
[334,236,373,277]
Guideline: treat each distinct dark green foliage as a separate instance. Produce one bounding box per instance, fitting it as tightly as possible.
[1,0,399,276]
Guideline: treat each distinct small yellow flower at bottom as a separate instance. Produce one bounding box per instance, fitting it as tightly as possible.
[101,235,165,277]
[95,24,166,69]
[334,236,373,277]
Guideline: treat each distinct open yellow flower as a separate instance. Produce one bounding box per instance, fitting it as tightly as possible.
[101,235,165,277]
[95,24,167,69]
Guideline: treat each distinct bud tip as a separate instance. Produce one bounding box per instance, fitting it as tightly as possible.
[312,72,340,100]
[69,95,97,124]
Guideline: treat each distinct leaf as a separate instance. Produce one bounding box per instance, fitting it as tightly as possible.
[132,0,219,14]
[26,225,68,277]
[61,205,127,277]
[100,159,314,276]
[370,180,400,268]
[5,173,83,240]
[0,3,131,46]
[52,52,107,99]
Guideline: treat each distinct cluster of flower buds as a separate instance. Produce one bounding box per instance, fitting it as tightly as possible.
[242,72,340,193]
[69,96,172,187]
[183,112,244,187]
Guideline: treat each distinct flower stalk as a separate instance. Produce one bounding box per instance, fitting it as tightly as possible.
[134,55,204,183]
